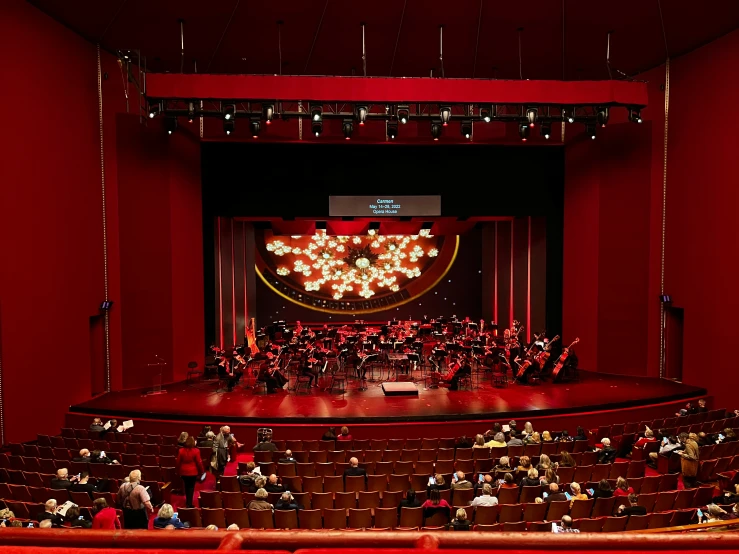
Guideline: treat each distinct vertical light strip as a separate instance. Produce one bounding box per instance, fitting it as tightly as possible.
[0,303,5,445]
[659,58,670,379]
[527,216,531,344]
[494,222,498,326]
[97,44,111,392]
[509,221,514,328]
[217,218,224,349]
[231,219,237,346]
[243,223,248,335]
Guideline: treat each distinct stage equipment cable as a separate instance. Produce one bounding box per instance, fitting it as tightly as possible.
[389,0,407,76]
[97,44,111,392]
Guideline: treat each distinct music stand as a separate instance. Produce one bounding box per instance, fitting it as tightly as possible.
[144,357,168,396]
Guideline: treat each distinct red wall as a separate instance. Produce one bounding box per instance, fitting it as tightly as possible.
[564,28,739,404]
[0,1,104,443]
[0,1,205,443]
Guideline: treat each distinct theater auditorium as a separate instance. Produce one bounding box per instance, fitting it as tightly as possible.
[2,1,739,552]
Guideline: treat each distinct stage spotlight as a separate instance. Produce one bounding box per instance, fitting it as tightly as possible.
[343,119,353,140]
[460,119,472,139]
[356,105,368,126]
[596,106,609,127]
[629,108,643,123]
[223,104,235,120]
[526,107,538,128]
[187,102,196,122]
[164,115,177,135]
[224,118,235,136]
[250,118,261,138]
[311,106,323,122]
[387,120,398,140]
[586,122,596,140]
[519,122,530,142]
[397,105,410,124]
[540,121,551,140]
[440,106,451,126]
[431,120,442,141]
[564,107,575,124]
[263,104,274,125]
[148,103,160,119]
[480,105,493,123]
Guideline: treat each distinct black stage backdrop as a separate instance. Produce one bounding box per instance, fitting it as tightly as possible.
[201,143,564,341]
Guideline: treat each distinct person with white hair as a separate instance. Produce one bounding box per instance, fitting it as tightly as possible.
[153,503,188,529]
[597,437,617,464]
[117,469,153,529]
[37,499,63,527]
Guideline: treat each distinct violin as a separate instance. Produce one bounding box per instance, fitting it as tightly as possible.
[551,338,580,380]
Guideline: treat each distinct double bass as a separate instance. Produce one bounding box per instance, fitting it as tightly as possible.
[551,338,580,380]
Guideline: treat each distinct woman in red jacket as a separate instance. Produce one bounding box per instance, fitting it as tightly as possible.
[176,435,204,508]
[91,497,121,529]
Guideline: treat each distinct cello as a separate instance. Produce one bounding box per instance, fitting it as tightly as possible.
[551,338,580,381]
[535,335,560,367]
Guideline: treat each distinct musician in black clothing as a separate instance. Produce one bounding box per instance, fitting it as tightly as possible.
[298,356,316,387]
[448,357,472,391]
[257,363,282,393]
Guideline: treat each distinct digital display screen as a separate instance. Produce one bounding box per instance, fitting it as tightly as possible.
[329,195,441,217]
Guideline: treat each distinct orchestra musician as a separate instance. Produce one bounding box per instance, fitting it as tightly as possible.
[441,354,472,391]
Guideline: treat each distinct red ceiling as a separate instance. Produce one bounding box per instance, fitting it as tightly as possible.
[31,0,739,80]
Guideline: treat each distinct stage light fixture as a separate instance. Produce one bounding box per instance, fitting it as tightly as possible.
[311,106,323,122]
[263,104,274,125]
[431,120,442,141]
[187,102,196,122]
[397,105,410,124]
[223,118,235,135]
[250,118,261,138]
[148,103,160,119]
[564,107,575,124]
[586,122,596,140]
[356,105,368,126]
[387,120,398,140]
[629,108,643,123]
[480,105,493,123]
[440,106,451,126]
[460,119,472,139]
[526,107,538,127]
[164,115,178,135]
[223,104,236,120]
[596,106,609,127]
[519,122,530,142]
[540,121,551,140]
[343,119,354,140]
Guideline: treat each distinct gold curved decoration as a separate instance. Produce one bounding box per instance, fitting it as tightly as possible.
[256,235,460,315]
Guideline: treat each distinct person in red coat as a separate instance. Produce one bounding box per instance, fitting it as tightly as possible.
[176,435,205,508]
[91,497,121,529]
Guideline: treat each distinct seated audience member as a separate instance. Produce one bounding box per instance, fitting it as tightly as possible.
[265,474,285,493]
[72,449,92,463]
[613,477,634,497]
[556,430,573,442]
[508,420,518,437]
[517,456,532,472]
[475,473,494,494]
[421,489,452,521]
[541,431,554,443]
[617,494,647,516]
[455,435,474,449]
[226,524,240,531]
[470,483,498,507]
[321,427,337,441]
[507,432,524,447]
[205,525,219,531]
[493,456,513,477]
[337,426,353,442]
[427,473,448,494]
[451,470,472,490]
[343,457,367,484]
[525,432,541,445]
[71,471,108,498]
[552,514,579,533]
[569,482,588,508]
[253,432,276,452]
[559,451,577,468]
[520,468,540,487]
[449,508,472,530]
[51,468,76,490]
[398,489,422,514]
[697,398,708,413]
[89,418,105,433]
[537,454,555,473]
[153,503,189,529]
[591,479,613,499]
[649,435,683,465]
[238,463,260,491]
[596,438,617,464]
[705,503,731,522]
[247,488,274,511]
[278,449,297,464]
[541,468,560,486]
[634,428,657,449]
[676,402,698,417]
[65,504,91,529]
[274,492,301,511]
[39,520,53,528]
[473,434,487,449]
[544,483,568,503]
[199,431,216,447]
[500,473,517,489]
[91,498,120,529]
[522,421,535,438]
[485,432,507,448]
[722,429,737,443]
[713,483,739,505]
[37,499,64,527]
[198,425,212,438]
[572,426,588,441]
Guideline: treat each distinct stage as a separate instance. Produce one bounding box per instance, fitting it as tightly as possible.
[67,371,706,440]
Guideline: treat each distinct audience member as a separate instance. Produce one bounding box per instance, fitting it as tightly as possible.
[265,474,285,493]
[397,489,422,514]
[176,435,204,509]
[337,426,352,442]
[613,477,634,498]
[117,469,153,529]
[451,471,472,490]
[247,488,273,511]
[153,504,189,529]
[274,492,301,511]
[449,508,471,530]
[65,504,91,529]
[37,499,64,527]
[544,483,568,503]
[470,483,498,507]
[278,449,297,464]
[552,514,579,533]
[50,468,76,490]
[91,498,120,529]
[617,494,647,516]
[421,489,452,521]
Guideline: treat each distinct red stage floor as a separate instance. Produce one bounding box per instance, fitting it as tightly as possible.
[70,370,704,425]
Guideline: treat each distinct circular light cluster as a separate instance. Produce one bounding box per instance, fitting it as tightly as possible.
[267,229,439,300]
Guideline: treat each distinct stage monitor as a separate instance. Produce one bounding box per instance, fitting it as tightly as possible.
[329,195,441,217]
